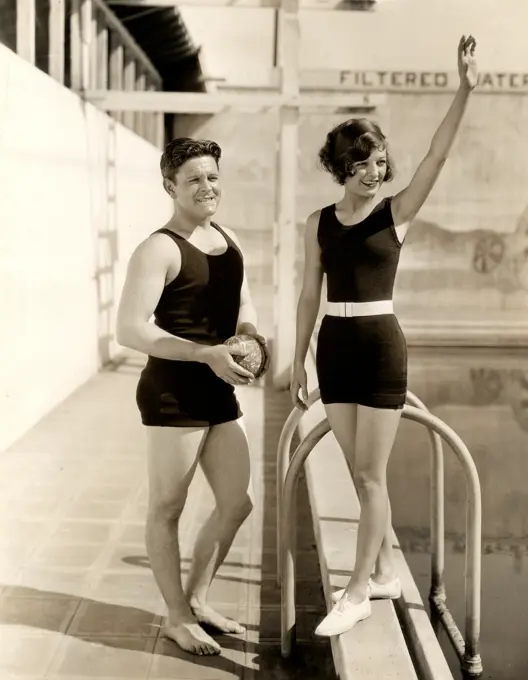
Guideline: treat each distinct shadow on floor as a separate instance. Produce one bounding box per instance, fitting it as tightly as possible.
[0,354,337,678]
[0,583,254,677]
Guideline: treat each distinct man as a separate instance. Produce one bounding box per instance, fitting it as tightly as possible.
[116,137,266,656]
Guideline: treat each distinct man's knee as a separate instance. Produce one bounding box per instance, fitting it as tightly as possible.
[217,493,253,524]
[148,492,188,525]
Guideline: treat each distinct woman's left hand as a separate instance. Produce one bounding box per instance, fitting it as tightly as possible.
[458,34,478,91]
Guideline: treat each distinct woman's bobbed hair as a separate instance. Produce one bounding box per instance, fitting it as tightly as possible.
[318,118,395,185]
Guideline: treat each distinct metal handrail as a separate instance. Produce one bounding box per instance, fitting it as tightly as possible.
[405,392,445,601]
[278,403,483,677]
[276,389,444,595]
[276,387,321,582]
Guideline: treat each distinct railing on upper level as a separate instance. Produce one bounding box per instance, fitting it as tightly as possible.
[6,0,164,146]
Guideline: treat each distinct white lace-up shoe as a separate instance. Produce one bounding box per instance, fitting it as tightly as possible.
[331,577,401,604]
[314,595,371,637]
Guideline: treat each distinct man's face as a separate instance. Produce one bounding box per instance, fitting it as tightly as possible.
[167,155,221,218]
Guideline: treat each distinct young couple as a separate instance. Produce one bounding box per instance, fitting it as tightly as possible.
[117,35,477,654]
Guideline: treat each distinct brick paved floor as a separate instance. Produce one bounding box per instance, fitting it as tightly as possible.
[0,356,335,679]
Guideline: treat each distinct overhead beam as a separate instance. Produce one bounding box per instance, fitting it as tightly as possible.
[85,89,385,113]
[106,0,375,10]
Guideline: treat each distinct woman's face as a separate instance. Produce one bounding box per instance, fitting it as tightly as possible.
[344,147,387,197]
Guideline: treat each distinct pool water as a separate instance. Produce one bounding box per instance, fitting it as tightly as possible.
[390,347,528,680]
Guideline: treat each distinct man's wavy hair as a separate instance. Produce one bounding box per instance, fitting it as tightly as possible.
[318,118,394,185]
[160,138,222,182]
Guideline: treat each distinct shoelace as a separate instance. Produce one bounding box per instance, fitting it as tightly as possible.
[334,598,369,615]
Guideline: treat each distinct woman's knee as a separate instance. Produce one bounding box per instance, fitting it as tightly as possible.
[354,468,387,498]
[217,492,254,523]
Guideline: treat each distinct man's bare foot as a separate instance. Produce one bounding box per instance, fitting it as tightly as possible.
[162,620,221,656]
[190,602,246,635]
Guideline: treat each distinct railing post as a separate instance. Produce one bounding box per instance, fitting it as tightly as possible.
[281,419,330,657]
[49,0,66,83]
[146,79,157,146]
[123,51,136,129]
[96,16,109,91]
[387,405,482,676]
[90,6,98,87]
[70,0,82,91]
[109,31,124,123]
[80,0,93,92]
[463,487,482,676]
[276,388,320,586]
[136,68,147,137]
[405,392,446,600]
[16,0,36,64]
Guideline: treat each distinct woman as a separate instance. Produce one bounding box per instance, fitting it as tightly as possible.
[290,35,478,637]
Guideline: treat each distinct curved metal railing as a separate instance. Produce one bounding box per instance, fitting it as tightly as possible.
[277,394,482,677]
[276,387,322,580]
[276,388,445,591]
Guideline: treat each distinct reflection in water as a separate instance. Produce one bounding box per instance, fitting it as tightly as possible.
[390,347,528,680]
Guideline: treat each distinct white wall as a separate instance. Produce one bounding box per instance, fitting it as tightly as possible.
[180,0,528,346]
[181,0,528,80]
[0,46,171,451]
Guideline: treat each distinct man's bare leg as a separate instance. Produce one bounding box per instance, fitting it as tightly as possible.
[145,425,221,655]
[185,418,253,634]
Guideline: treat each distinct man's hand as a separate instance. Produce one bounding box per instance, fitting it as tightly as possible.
[253,334,271,377]
[194,345,254,385]
[237,325,271,376]
[244,331,271,378]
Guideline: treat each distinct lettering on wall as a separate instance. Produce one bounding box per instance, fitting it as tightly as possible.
[301,70,528,93]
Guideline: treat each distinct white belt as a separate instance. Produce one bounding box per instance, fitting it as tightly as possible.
[326,300,394,317]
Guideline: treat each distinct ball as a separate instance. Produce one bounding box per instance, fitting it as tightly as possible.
[224,334,269,379]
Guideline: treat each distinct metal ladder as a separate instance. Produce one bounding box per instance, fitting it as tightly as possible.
[276,388,483,677]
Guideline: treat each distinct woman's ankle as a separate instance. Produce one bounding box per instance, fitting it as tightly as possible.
[371,567,398,584]
[344,577,369,603]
